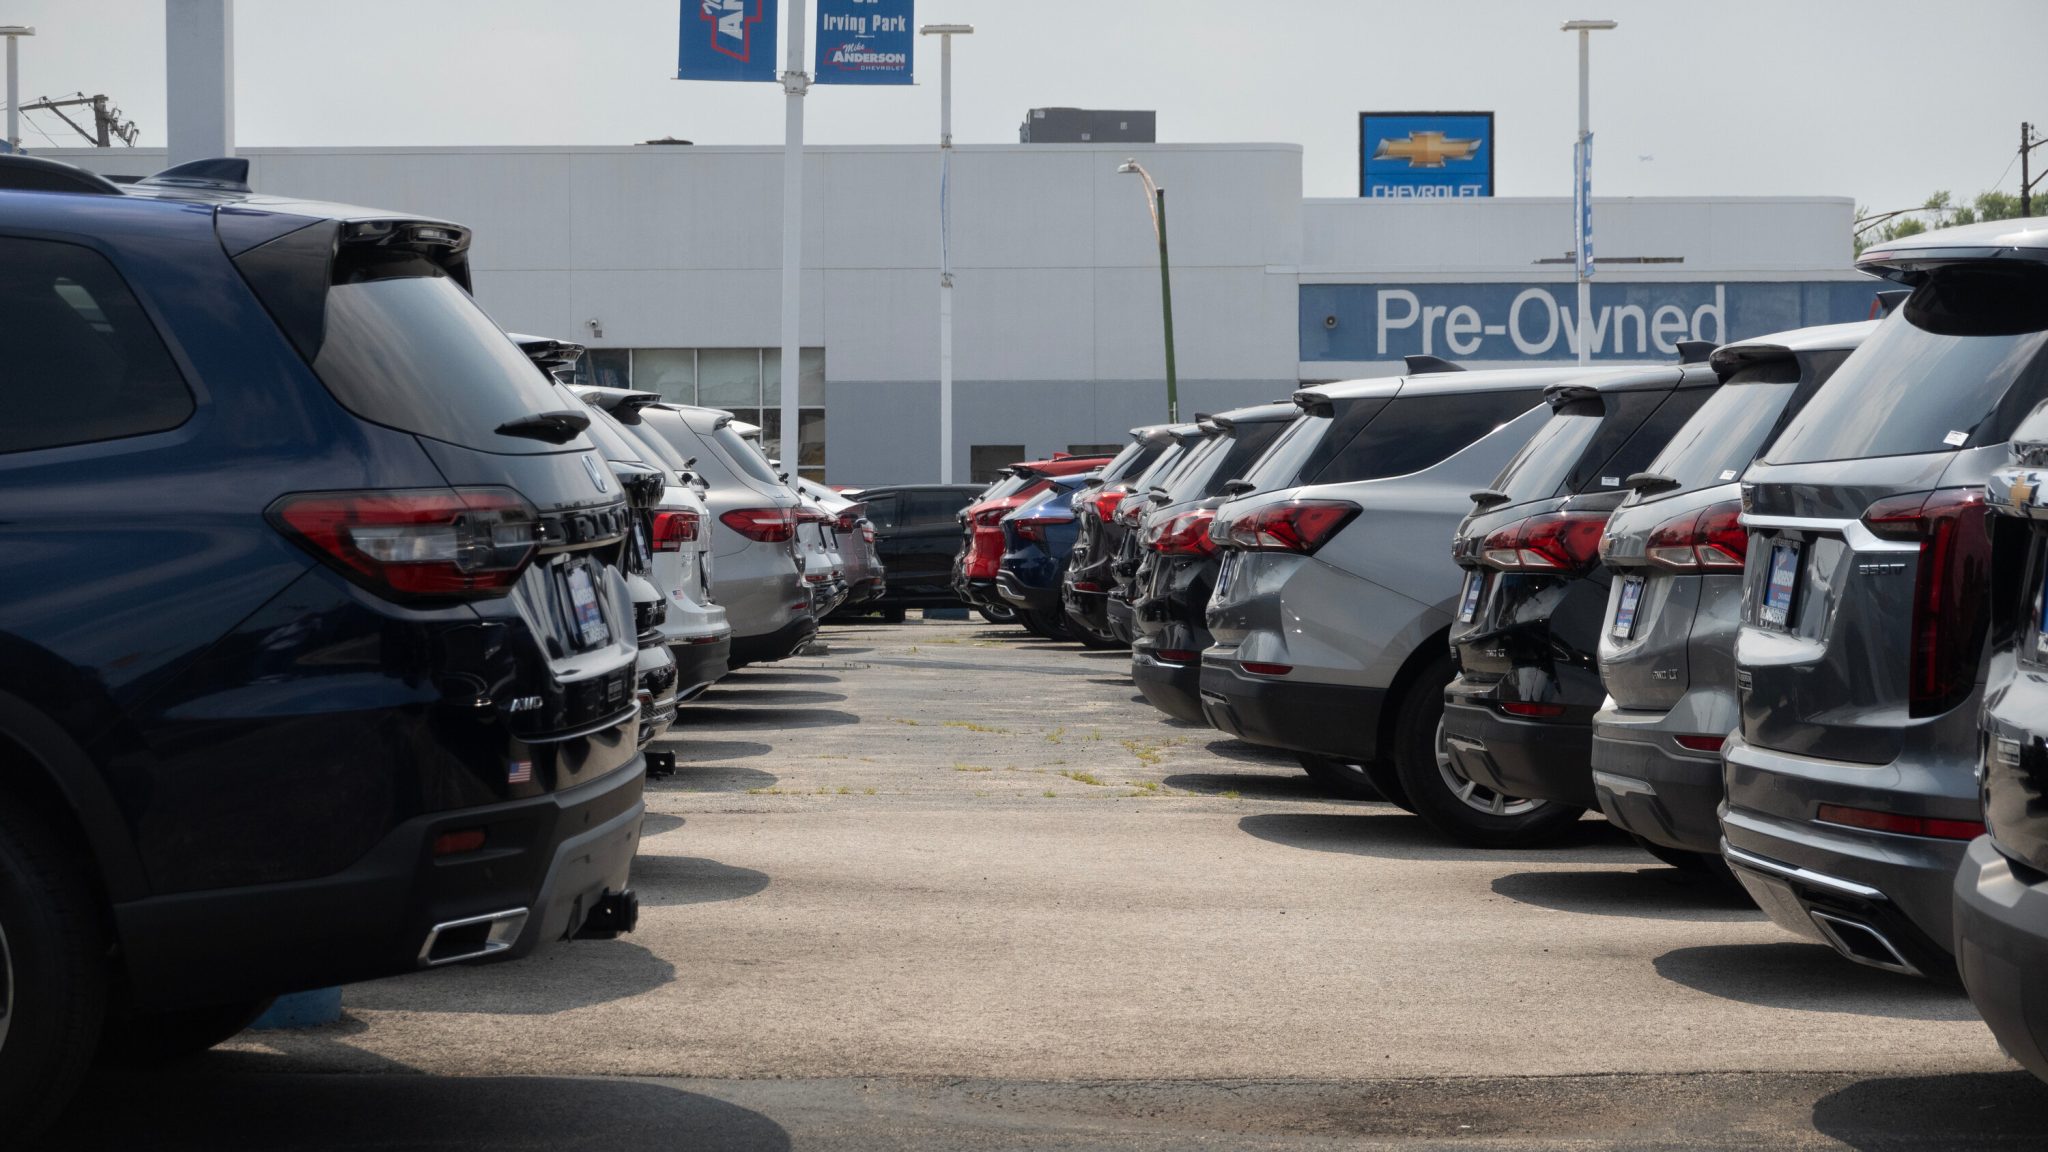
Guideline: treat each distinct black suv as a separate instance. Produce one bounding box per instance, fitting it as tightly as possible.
[0,156,645,1131]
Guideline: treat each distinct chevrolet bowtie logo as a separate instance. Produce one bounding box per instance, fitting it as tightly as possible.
[1374,131,1482,169]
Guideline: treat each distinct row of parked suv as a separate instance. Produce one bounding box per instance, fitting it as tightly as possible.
[0,153,900,1132]
[953,216,2048,1087]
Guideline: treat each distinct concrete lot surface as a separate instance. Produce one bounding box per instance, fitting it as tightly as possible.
[33,618,2040,1150]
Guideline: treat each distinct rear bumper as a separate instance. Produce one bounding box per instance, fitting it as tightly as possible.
[112,755,645,1012]
[1198,660,1380,760]
[730,613,819,666]
[1955,837,2048,1080]
[1721,730,1964,975]
[669,633,731,696]
[996,568,1061,611]
[1106,592,1136,643]
[1133,649,1206,725]
[1442,687,1596,808]
[1591,709,1725,855]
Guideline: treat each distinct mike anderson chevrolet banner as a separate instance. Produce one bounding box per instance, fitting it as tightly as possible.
[814,0,915,85]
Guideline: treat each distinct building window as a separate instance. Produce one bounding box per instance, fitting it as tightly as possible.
[970,444,1025,483]
[1067,443,1121,457]
[571,347,827,481]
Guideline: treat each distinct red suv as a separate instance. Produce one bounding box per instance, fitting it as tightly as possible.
[952,455,1111,630]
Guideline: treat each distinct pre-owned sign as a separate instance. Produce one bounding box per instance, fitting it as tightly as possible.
[1301,281,1890,363]
[814,0,914,85]
[1360,112,1494,199]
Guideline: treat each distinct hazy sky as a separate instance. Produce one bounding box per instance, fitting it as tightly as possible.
[3,0,2041,215]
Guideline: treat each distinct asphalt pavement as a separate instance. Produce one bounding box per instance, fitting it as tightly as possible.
[33,616,2043,1151]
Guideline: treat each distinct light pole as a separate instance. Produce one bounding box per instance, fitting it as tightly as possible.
[1562,19,1614,367]
[920,22,972,483]
[1,26,34,154]
[776,0,811,477]
[1118,160,1178,422]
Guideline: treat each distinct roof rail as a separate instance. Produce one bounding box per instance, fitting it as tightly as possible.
[135,157,251,194]
[0,154,122,196]
[1404,354,1464,374]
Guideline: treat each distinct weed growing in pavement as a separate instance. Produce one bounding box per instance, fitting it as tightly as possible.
[1123,789,1148,798]
[907,646,920,654]
[1126,780,1161,793]
[891,718,920,726]
[837,786,852,795]
[1085,729,1103,742]
[1120,738,1166,766]
[943,720,1009,734]
[1221,789,1241,799]
[1059,770,1104,786]
[1045,727,1065,744]
[1042,789,1057,798]
[953,763,994,773]
[863,787,877,795]
[745,787,788,796]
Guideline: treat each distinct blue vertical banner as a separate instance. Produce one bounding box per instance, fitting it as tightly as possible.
[1575,133,1595,277]
[813,0,915,85]
[678,0,780,83]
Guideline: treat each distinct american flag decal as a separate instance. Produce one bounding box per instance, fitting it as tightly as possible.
[508,760,534,785]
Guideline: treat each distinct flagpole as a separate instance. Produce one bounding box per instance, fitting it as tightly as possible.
[779,0,809,476]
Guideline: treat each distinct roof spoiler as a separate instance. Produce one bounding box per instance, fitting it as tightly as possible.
[1543,383,1604,408]
[1404,354,1464,374]
[509,332,587,378]
[1872,289,1910,318]
[135,156,251,194]
[1675,340,1718,364]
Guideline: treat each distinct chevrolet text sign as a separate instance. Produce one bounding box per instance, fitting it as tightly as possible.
[1300,281,1890,363]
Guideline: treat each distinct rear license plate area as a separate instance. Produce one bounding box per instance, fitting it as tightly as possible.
[1457,569,1485,623]
[1213,552,1238,600]
[1758,540,1800,630]
[563,560,611,649]
[1611,576,1645,639]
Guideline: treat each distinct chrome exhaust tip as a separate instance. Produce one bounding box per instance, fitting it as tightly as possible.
[418,907,529,967]
[1809,910,1921,977]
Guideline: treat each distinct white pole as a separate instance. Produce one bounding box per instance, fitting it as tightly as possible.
[5,35,18,152]
[937,32,954,483]
[1575,27,1590,367]
[778,0,809,479]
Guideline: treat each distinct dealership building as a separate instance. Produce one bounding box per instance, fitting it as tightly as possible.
[51,142,1883,485]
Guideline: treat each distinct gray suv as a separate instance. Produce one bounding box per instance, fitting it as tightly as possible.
[1592,322,1871,869]
[1723,218,2048,978]
[1203,367,1589,802]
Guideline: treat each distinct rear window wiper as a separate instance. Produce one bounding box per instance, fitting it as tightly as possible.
[1222,479,1257,496]
[1469,489,1513,509]
[495,409,591,444]
[1621,471,1682,495]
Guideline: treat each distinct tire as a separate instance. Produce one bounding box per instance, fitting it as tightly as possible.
[1022,607,1071,641]
[977,604,1018,626]
[1066,611,1126,650]
[879,605,908,624]
[1390,654,1585,848]
[98,997,277,1066]
[0,792,109,1138]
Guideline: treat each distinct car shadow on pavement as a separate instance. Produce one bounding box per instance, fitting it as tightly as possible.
[1085,676,1134,687]
[1163,770,1336,802]
[1652,942,1977,1020]
[721,670,842,686]
[1071,649,1131,660]
[346,939,678,1017]
[1811,1071,2048,1150]
[665,706,860,729]
[674,737,775,763]
[688,686,850,707]
[639,811,686,838]
[1200,739,1298,767]
[1236,811,1641,864]
[629,854,773,907]
[657,763,780,793]
[33,1070,790,1152]
[1489,868,1765,922]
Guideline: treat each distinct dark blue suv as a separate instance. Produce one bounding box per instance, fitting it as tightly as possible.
[0,156,646,1131]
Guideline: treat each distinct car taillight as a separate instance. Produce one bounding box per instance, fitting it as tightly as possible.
[1673,734,1725,753]
[1861,487,1990,718]
[1222,499,1359,554]
[834,510,861,532]
[1117,498,1145,526]
[720,507,796,543]
[1091,487,1128,522]
[651,509,700,551]
[1644,499,1745,572]
[1147,508,1216,556]
[1499,701,1567,718]
[1156,648,1200,662]
[795,506,828,526]
[1479,511,1608,573]
[1241,661,1291,676]
[1014,516,1063,544]
[862,524,875,544]
[268,486,538,599]
[975,507,1009,527]
[1816,803,1985,842]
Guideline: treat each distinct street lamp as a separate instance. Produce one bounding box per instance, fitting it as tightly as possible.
[921,22,972,483]
[1,25,35,154]
[1561,19,1615,366]
[1118,160,1178,422]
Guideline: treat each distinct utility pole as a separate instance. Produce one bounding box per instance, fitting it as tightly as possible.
[2024,122,2043,219]
[18,93,139,147]
[1562,20,1616,367]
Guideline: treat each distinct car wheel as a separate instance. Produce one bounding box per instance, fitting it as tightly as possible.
[0,792,108,1137]
[880,605,908,624]
[1065,611,1125,650]
[1391,656,1584,848]
[98,997,277,1066]
[977,604,1018,626]
[1022,608,1072,641]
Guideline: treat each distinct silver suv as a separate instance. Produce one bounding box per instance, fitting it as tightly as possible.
[1723,218,2048,979]
[1203,367,1588,801]
[1592,322,1871,869]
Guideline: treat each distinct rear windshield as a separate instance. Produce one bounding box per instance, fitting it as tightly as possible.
[1165,421,1292,501]
[1767,270,2048,463]
[617,416,695,477]
[1131,442,1192,490]
[1491,389,1708,504]
[979,475,1027,503]
[709,421,787,487]
[1307,389,1543,485]
[1239,413,1327,490]
[309,257,582,455]
[1098,439,1166,484]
